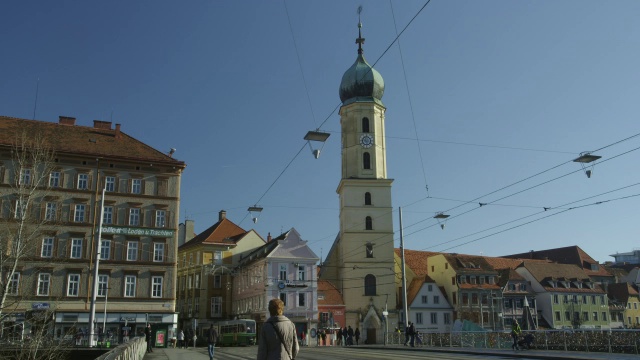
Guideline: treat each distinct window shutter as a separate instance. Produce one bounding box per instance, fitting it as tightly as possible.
[127,179,133,194]
[40,203,46,221]
[74,173,79,189]
[152,210,157,227]
[59,172,65,188]
[113,206,118,225]
[55,202,61,221]
[0,166,5,184]
[127,208,132,226]
[141,180,146,195]
[166,210,172,228]
[140,209,145,227]
[119,178,127,193]
[85,203,91,223]
[88,174,93,190]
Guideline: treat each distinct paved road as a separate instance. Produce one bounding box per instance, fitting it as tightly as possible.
[143,344,640,360]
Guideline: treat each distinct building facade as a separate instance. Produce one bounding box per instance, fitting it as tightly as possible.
[0,116,185,344]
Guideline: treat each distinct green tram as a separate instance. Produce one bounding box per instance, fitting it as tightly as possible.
[216,319,256,346]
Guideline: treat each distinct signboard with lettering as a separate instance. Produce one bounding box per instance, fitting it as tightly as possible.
[120,317,136,322]
[32,303,50,310]
[101,226,175,238]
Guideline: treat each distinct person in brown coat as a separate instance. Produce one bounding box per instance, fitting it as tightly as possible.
[257,299,299,360]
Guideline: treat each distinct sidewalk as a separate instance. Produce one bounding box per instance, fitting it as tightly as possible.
[359,344,640,360]
[142,347,209,360]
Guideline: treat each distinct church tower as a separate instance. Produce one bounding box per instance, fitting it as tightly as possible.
[322,19,397,344]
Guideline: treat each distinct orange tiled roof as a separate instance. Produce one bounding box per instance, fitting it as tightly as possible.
[394,248,439,276]
[404,275,437,306]
[504,245,612,278]
[0,116,185,166]
[318,279,344,306]
[608,282,639,303]
[520,261,605,293]
[179,218,249,250]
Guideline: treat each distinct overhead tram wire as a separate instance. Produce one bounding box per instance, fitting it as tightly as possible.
[283,0,317,128]
[423,182,640,251]
[437,192,640,253]
[389,0,430,195]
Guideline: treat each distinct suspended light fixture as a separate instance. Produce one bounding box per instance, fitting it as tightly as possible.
[573,152,602,178]
[247,206,263,223]
[434,212,450,230]
[304,130,331,159]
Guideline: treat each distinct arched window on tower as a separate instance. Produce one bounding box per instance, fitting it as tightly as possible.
[363,152,371,169]
[365,216,373,230]
[364,274,376,296]
[362,117,370,133]
[366,243,373,258]
[364,192,372,205]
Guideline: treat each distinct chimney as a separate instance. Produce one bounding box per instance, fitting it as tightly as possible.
[115,123,122,139]
[58,116,76,126]
[93,120,112,130]
[219,210,226,221]
[267,232,272,242]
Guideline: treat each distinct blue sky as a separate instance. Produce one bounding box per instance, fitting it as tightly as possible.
[2,1,640,263]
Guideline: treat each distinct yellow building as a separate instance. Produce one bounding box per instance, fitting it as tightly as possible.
[608,283,640,328]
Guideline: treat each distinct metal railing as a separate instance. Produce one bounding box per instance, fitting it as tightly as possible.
[385,329,640,354]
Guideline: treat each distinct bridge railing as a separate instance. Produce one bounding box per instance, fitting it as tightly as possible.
[95,336,147,360]
[385,329,640,354]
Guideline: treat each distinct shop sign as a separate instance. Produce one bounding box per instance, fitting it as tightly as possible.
[32,303,50,310]
[120,317,136,322]
[102,225,175,238]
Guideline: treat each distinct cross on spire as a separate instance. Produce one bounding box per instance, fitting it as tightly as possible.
[356,6,365,54]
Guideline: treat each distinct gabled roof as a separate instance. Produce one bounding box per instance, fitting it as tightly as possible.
[442,253,498,273]
[317,280,344,306]
[405,275,437,307]
[238,227,318,265]
[519,261,604,293]
[393,249,439,276]
[484,257,527,270]
[497,268,526,287]
[608,282,639,303]
[504,245,612,278]
[0,116,185,166]
[179,217,254,250]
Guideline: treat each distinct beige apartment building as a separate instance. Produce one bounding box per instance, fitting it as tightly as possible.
[0,116,185,344]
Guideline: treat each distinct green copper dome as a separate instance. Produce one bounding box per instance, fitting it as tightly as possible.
[339,22,384,105]
[339,54,385,104]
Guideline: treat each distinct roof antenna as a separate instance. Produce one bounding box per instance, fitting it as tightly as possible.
[32,77,40,120]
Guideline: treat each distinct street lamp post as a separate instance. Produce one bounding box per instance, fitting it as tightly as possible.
[102,287,110,338]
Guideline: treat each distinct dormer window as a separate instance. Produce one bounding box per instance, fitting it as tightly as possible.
[590,264,599,271]
[470,276,477,285]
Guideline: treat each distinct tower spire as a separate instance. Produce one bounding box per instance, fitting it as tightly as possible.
[356,6,365,54]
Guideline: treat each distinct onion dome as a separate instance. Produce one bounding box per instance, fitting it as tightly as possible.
[339,21,384,105]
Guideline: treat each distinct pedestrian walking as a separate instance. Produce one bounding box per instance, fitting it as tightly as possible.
[257,298,299,360]
[208,324,217,360]
[178,329,184,348]
[511,319,522,351]
[354,328,360,345]
[144,324,153,353]
[347,326,354,346]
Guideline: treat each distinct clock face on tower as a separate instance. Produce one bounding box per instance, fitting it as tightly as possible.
[360,134,374,148]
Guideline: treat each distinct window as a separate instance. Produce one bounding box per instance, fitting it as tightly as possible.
[298,293,306,307]
[151,276,163,298]
[157,178,169,196]
[103,206,113,224]
[362,117,370,133]
[602,312,607,322]
[430,313,438,324]
[153,243,164,262]
[70,238,82,259]
[37,273,50,296]
[363,152,371,169]
[593,312,598,321]
[129,208,140,226]
[521,283,527,291]
[214,251,223,264]
[194,297,200,313]
[45,202,57,221]
[14,199,26,220]
[100,239,111,260]
[462,293,469,305]
[365,216,373,230]
[214,275,221,289]
[480,277,485,285]
[428,284,433,291]
[444,313,451,324]
[451,276,456,285]
[582,312,589,321]
[131,179,142,194]
[434,295,440,304]
[67,274,80,296]
[195,274,200,289]
[155,210,166,228]
[416,312,423,324]
[472,293,478,304]
[366,243,373,258]
[364,192,371,205]
[211,297,222,317]
[77,173,89,190]
[297,266,305,281]
[280,293,287,305]
[553,294,559,304]
[504,299,511,308]
[41,237,54,258]
[49,171,61,187]
[98,275,109,297]
[565,312,571,321]
[124,275,136,297]
[19,168,31,185]
[364,274,376,296]
[470,277,476,285]
[8,273,19,295]
[74,204,86,222]
[482,294,488,305]
[555,311,561,321]
[105,176,116,192]
[279,265,287,281]
[421,296,428,304]
[127,241,138,261]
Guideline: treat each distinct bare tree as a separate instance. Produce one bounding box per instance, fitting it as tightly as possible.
[0,129,56,331]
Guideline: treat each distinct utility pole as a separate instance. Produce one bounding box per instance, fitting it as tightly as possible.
[399,207,408,329]
[88,187,106,347]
